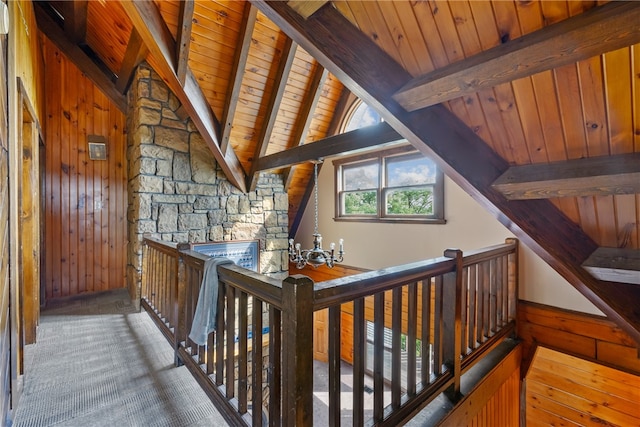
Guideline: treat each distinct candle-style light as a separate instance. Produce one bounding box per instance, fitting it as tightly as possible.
[288,161,344,269]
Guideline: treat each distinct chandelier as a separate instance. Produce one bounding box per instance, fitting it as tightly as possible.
[289,161,344,269]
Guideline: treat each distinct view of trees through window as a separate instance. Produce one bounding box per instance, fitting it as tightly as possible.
[340,153,438,217]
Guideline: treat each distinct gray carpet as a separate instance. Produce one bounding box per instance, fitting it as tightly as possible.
[12,289,228,427]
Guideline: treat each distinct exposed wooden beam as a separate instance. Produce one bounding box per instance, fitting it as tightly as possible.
[283,65,329,190]
[122,0,247,192]
[34,4,126,112]
[63,0,88,45]
[253,0,640,343]
[247,38,297,191]
[393,1,640,112]
[287,1,329,19]
[116,28,148,94]
[175,0,195,85]
[220,3,258,154]
[583,248,640,286]
[256,121,402,172]
[492,153,640,200]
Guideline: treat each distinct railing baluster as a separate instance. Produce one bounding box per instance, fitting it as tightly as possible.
[468,265,477,351]
[433,276,443,375]
[391,287,402,409]
[226,286,236,399]
[407,282,417,396]
[269,305,281,427]
[460,267,468,356]
[215,282,226,385]
[238,291,248,414]
[328,305,341,426]
[421,277,431,383]
[490,257,497,334]
[252,298,263,427]
[373,291,385,421]
[352,297,365,427]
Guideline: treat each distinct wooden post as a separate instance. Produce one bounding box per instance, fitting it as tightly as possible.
[175,243,190,367]
[281,275,314,427]
[443,248,463,402]
[505,238,519,334]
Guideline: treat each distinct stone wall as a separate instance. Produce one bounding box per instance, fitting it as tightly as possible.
[126,64,289,305]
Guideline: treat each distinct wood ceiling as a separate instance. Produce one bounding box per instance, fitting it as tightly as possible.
[34,1,640,343]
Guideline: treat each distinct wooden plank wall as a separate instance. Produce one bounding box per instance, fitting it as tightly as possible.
[518,301,640,375]
[42,36,127,300]
[525,346,640,426]
[0,25,10,426]
[290,263,367,362]
[440,345,521,427]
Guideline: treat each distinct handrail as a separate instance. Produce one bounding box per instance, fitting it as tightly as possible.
[462,241,517,266]
[313,256,455,310]
[140,236,519,427]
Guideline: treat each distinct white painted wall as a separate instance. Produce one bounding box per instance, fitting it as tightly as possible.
[295,160,603,315]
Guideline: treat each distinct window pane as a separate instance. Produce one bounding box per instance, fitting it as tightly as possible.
[343,162,378,191]
[385,188,433,215]
[344,191,377,215]
[345,102,382,132]
[386,155,436,187]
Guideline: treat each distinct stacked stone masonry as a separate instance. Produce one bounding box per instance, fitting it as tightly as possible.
[127,63,289,304]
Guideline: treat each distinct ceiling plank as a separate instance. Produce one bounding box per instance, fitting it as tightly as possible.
[63,0,88,45]
[122,0,247,193]
[116,28,149,94]
[175,0,195,85]
[583,248,640,286]
[287,1,329,19]
[256,121,402,172]
[493,153,640,200]
[393,1,640,112]
[253,0,640,344]
[247,38,298,191]
[34,4,126,112]
[288,85,352,238]
[220,3,258,154]
[283,65,329,190]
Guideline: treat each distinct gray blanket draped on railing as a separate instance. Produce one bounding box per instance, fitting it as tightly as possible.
[188,257,234,346]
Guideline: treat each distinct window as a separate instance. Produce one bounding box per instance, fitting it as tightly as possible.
[335,146,445,223]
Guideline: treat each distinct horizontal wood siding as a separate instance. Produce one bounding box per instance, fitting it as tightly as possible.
[525,346,640,427]
[518,300,640,375]
[42,36,127,299]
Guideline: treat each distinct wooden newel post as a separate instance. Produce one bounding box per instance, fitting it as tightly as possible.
[281,275,315,427]
[443,248,463,402]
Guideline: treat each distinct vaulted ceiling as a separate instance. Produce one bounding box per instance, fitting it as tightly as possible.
[34,1,640,343]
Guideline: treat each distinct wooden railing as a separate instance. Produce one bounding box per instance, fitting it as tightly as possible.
[141,237,518,426]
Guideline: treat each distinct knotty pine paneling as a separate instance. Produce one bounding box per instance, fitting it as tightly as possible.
[42,36,127,300]
[518,301,640,375]
[0,27,10,425]
[440,345,521,427]
[526,346,640,427]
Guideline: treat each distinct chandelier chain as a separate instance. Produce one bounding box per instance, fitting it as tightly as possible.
[313,163,319,235]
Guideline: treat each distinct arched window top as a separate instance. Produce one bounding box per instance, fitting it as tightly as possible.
[342,100,382,133]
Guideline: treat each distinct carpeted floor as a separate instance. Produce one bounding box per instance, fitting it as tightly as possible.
[12,289,228,427]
